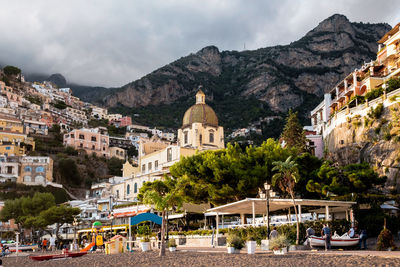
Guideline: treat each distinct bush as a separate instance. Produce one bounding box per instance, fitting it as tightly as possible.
[269,234,290,250]
[368,103,384,119]
[386,78,400,93]
[167,238,177,248]
[226,233,245,250]
[377,228,396,251]
[365,87,384,102]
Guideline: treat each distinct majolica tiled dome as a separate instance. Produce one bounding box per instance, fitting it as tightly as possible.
[182,89,218,128]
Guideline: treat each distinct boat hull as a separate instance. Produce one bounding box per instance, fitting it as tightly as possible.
[30,252,87,261]
[8,245,38,252]
[308,235,359,247]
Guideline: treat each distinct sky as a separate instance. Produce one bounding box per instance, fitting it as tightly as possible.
[0,0,399,87]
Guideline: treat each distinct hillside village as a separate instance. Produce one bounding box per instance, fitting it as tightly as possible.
[0,17,399,254]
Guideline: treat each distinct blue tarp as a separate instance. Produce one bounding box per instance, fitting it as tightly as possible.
[130,213,162,225]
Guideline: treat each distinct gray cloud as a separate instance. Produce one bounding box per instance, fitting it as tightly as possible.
[0,0,399,87]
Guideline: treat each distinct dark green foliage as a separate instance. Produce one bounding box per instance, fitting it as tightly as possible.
[0,182,70,203]
[368,103,384,119]
[377,228,396,251]
[386,78,400,92]
[51,100,68,110]
[107,157,124,176]
[58,158,81,185]
[306,162,385,198]
[169,139,294,205]
[280,110,307,153]
[25,95,43,106]
[88,119,109,128]
[3,65,21,76]
[365,87,384,102]
[108,125,127,137]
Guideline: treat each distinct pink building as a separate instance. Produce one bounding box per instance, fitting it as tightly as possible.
[305,129,324,159]
[110,116,132,127]
[63,127,110,157]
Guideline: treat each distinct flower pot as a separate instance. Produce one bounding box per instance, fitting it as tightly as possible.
[227,247,240,254]
[273,247,287,255]
[169,247,176,252]
[141,242,151,252]
[247,241,256,254]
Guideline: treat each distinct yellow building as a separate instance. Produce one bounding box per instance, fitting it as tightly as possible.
[122,160,139,178]
[0,114,35,156]
[18,156,53,185]
[177,89,225,150]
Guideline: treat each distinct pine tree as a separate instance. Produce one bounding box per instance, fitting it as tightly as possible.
[280,110,307,153]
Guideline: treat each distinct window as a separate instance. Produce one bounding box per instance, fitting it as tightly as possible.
[71,134,74,138]
[24,176,31,182]
[116,190,119,199]
[79,134,85,139]
[209,131,214,143]
[199,134,202,145]
[148,162,152,171]
[184,131,188,144]
[91,136,97,142]
[167,148,172,162]
[80,143,83,148]
[5,147,10,150]
[24,166,32,172]
[92,145,95,150]
[127,184,130,195]
[7,166,13,174]
[155,160,158,170]
[134,183,137,193]
[35,176,45,183]
[36,166,45,172]
[142,164,146,172]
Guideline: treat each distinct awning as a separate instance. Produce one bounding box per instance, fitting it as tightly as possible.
[167,214,185,220]
[380,204,399,210]
[207,198,356,215]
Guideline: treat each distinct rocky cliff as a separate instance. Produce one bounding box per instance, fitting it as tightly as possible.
[326,99,400,193]
[75,14,391,134]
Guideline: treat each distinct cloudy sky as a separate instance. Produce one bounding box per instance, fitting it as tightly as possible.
[0,0,399,87]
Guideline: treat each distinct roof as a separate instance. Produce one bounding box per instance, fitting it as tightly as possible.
[378,23,400,44]
[182,104,218,128]
[207,198,356,214]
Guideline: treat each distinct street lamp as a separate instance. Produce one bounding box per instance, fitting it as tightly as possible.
[110,212,114,237]
[72,217,78,251]
[262,182,276,239]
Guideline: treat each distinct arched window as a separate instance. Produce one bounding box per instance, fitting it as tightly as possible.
[209,131,214,143]
[36,166,45,172]
[24,166,32,172]
[134,183,138,193]
[23,176,31,182]
[35,176,45,183]
[184,131,188,144]
[127,184,130,195]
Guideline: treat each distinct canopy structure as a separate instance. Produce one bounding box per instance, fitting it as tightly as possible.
[207,197,356,244]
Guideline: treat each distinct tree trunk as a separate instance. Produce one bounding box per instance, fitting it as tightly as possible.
[159,210,166,257]
[289,191,300,245]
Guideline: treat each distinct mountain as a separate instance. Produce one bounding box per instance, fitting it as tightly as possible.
[81,14,389,137]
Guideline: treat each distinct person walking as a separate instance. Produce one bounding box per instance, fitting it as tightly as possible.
[49,236,56,251]
[359,229,367,250]
[42,238,48,252]
[321,224,331,251]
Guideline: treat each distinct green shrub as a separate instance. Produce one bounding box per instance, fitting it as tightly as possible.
[375,127,381,134]
[167,238,177,248]
[365,87,384,102]
[368,103,384,119]
[364,117,370,127]
[386,78,400,93]
[383,131,392,141]
[226,233,245,249]
[269,234,290,250]
[377,228,396,251]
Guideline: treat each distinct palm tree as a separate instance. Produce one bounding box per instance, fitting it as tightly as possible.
[142,178,182,256]
[272,156,301,245]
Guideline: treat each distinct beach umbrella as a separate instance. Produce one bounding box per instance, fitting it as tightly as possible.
[93,221,103,229]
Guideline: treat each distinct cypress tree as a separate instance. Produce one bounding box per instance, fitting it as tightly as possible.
[280,110,307,153]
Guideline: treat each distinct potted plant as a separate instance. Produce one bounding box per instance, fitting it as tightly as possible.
[168,238,177,252]
[269,234,290,255]
[138,225,151,252]
[226,234,244,254]
[377,228,396,251]
[246,233,257,254]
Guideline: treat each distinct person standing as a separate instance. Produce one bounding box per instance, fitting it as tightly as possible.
[42,238,48,252]
[49,236,56,251]
[359,229,367,250]
[321,224,331,251]
[269,227,279,240]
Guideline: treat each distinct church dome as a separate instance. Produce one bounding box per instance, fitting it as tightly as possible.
[182,103,218,128]
[182,89,218,128]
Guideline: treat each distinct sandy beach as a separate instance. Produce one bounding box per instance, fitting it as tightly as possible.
[4,250,400,267]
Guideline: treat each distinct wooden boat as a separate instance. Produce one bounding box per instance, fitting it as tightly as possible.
[30,251,87,261]
[306,233,360,247]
